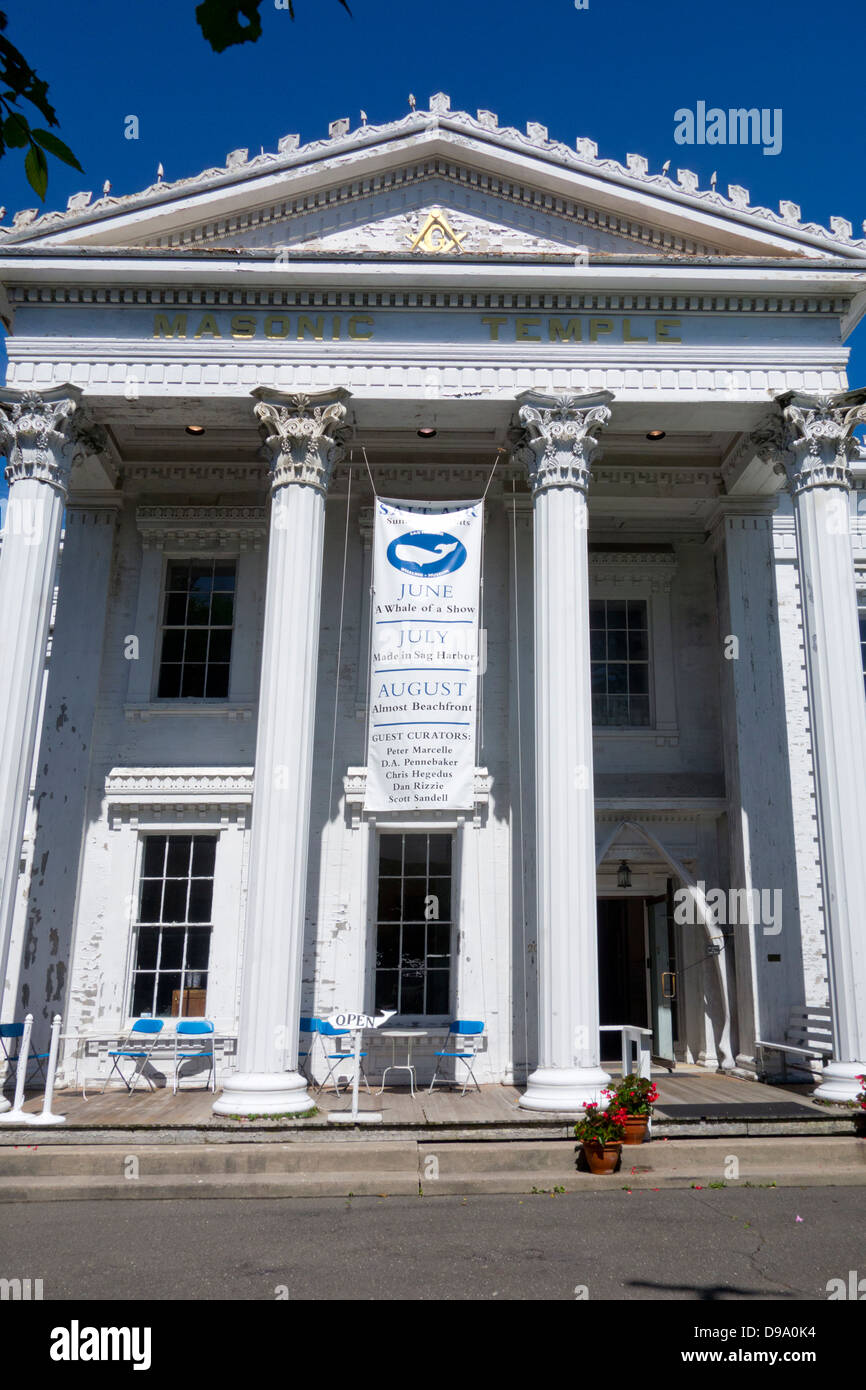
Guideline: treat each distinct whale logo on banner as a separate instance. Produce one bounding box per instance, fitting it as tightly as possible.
[386,531,467,577]
[365,499,482,812]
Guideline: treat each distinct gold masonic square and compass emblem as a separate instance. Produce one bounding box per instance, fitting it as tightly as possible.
[407,208,466,253]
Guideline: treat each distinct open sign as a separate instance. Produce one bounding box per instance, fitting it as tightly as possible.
[328,1009,396,1030]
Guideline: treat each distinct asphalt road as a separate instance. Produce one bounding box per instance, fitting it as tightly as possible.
[1,1187,864,1302]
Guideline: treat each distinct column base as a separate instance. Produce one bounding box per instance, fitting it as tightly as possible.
[519,1065,612,1114]
[812,1060,866,1105]
[212,1070,314,1117]
[0,1097,9,1114]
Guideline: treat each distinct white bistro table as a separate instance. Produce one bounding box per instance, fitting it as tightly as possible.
[377,1028,446,1098]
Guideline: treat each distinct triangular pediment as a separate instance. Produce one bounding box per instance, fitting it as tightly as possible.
[2,97,864,265]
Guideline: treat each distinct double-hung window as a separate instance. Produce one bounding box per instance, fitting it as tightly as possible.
[130,835,215,1017]
[157,560,236,698]
[590,598,651,727]
[374,833,452,1017]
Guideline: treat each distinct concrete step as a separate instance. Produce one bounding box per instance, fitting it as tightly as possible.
[0,1135,861,1200]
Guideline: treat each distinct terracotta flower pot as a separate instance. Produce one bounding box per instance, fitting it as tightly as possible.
[622,1114,650,1145]
[581,1139,622,1174]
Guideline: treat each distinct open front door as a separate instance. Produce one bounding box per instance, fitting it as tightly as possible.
[647,894,676,1069]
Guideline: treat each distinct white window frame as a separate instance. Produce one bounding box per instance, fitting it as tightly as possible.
[589,551,679,745]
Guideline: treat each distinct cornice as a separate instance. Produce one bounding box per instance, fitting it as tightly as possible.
[136,504,268,549]
[5,284,852,315]
[105,766,254,828]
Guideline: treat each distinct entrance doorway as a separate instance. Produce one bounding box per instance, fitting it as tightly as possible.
[597,891,678,1066]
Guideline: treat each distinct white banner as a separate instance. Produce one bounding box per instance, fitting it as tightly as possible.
[364,499,482,811]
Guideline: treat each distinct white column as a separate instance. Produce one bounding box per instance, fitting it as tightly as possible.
[710,501,805,1071]
[0,387,88,1111]
[767,390,866,1102]
[214,387,350,1117]
[515,391,613,1112]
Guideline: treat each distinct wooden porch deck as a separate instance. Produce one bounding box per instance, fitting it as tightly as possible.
[6,1066,843,1131]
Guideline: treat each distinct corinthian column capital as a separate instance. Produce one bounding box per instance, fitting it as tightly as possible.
[514,390,614,496]
[0,385,100,495]
[755,388,866,496]
[251,387,351,494]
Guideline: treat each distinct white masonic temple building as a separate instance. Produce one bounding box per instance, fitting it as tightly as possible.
[1,95,865,1115]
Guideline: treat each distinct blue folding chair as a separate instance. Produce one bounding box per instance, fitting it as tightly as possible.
[428,1020,485,1096]
[0,1022,51,1090]
[172,1020,215,1094]
[103,1018,165,1094]
[299,1017,322,1081]
[316,1020,372,1095]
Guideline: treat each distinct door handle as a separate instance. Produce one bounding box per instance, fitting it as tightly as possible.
[662,971,676,1000]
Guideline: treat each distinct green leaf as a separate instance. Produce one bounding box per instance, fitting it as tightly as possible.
[30,127,82,171]
[24,139,47,200]
[195,0,264,52]
[3,110,28,146]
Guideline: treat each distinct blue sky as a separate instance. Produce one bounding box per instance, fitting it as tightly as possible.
[0,0,864,407]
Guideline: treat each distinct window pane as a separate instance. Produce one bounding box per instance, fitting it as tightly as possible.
[192,839,216,877]
[156,974,183,1018]
[402,835,427,873]
[591,663,606,694]
[186,594,210,626]
[426,922,451,961]
[426,970,449,1015]
[166,564,191,592]
[142,838,166,877]
[186,927,211,970]
[628,630,649,662]
[428,878,451,921]
[376,923,400,970]
[401,972,424,1015]
[184,629,208,663]
[427,835,452,875]
[160,629,185,663]
[159,929,185,969]
[375,970,399,1012]
[401,925,425,972]
[135,926,160,971]
[607,601,627,628]
[590,629,605,661]
[607,664,628,694]
[161,879,188,923]
[608,694,629,723]
[204,665,230,698]
[377,878,402,922]
[378,836,402,875]
[131,974,155,1017]
[211,563,236,591]
[188,878,213,923]
[607,630,628,662]
[630,663,649,696]
[208,629,233,664]
[163,592,187,626]
[166,837,192,877]
[189,563,214,593]
[181,665,206,697]
[138,879,163,924]
[157,665,182,699]
[589,601,606,628]
[210,593,234,626]
[630,695,651,726]
[402,879,428,921]
[627,600,647,628]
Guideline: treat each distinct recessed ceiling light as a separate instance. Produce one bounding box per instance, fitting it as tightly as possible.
[185,424,206,436]
[417,427,437,438]
[646,429,666,441]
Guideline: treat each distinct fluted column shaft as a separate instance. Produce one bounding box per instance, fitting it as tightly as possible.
[516,391,613,1112]
[0,388,86,1106]
[770,390,866,1102]
[213,387,350,1117]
